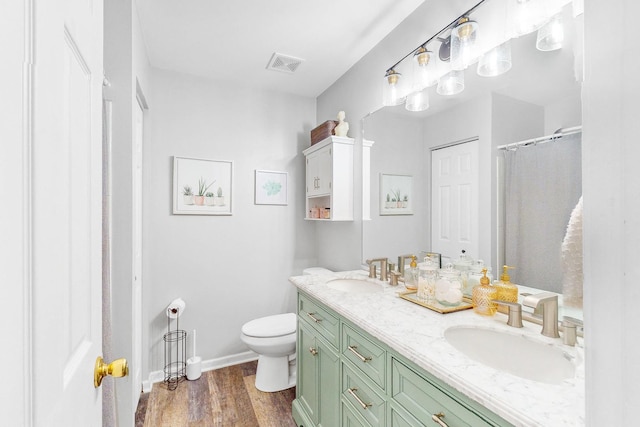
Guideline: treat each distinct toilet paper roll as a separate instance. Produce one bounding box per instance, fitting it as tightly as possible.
[166,298,186,318]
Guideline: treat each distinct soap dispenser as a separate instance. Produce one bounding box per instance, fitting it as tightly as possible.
[494,265,518,303]
[472,268,497,316]
[404,255,418,291]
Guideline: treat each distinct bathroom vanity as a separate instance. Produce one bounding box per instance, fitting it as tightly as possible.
[289,271,584,427]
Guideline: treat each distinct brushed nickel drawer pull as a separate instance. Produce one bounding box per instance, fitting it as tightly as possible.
[348,345,372,363]
[307,312,322,323]
[431,412,450,427]
[347,387,372,410]
[308,347,318,356]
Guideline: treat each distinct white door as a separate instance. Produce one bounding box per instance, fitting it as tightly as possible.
[31,0,105,425]
[431,140,479,261]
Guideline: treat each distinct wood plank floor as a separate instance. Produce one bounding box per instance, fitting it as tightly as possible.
[136,361,297,427]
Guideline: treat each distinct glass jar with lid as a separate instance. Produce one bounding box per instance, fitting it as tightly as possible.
[466,260,492,297]
[452,249,473,272]
[435,263,464,306]
[417,258,438,303]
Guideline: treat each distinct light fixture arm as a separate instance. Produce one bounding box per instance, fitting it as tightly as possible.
[384,0,487,74]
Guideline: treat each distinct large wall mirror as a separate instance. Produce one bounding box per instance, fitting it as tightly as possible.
[362,1,582,306]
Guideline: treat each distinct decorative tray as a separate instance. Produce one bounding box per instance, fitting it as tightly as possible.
[398,291,473,314]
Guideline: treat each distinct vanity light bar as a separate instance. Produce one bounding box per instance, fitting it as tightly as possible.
[384,0,487,74]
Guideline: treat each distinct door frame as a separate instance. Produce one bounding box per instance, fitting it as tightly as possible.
[132,86,148,411]
[3,2,34,424]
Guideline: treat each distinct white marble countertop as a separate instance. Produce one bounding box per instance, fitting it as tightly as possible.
[289,270,585,427]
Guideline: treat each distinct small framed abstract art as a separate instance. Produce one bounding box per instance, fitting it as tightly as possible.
[254,170,288,205]
[380,173,413,215]
[172,156,233,215]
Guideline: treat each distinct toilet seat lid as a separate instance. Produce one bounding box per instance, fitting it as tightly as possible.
[242,313,296,338]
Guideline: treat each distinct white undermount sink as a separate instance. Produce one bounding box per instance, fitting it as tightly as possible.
[326,278,383,293]
[444,326,576,384]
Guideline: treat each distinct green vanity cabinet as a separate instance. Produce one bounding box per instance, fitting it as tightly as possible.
[341,323,386,389]
[390,358,500,427]
[295,321,340,427]
[294,293,341,427]
[293,291,513,427]
[341,363,386,426]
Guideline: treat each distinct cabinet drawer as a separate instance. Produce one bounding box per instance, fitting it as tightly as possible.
[342,364,386,427]
[298,293,339,348]
[389,404,420,427]
[342,323,386,389]
[342,400,372,427]
[391,358,495,427]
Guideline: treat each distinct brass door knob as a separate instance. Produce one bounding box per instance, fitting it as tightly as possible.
[94,356,129,388]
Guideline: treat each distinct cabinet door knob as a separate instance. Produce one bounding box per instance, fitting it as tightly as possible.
[431,412,450,427]
[308,347,318,356]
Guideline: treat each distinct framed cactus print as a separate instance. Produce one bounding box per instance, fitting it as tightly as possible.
[173,156,233,215]
[380,173,413,215]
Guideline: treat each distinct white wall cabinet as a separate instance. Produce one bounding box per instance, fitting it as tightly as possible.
[303,136,354,221]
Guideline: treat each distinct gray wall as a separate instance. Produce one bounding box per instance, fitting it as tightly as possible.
[143,68,316,372]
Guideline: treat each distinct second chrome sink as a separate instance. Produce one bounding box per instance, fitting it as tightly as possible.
[326,278,383,294]
[444,326,576,384]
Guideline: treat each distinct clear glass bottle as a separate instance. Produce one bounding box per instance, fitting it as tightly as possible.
[452,250,473,297]
[435,263,463,306]
[472,268,498,316]
[403,255,418,291]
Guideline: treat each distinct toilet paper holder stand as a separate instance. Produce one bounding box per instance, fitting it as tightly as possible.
[163,306,187,390]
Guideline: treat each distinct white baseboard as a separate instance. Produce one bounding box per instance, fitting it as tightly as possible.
[142,350,258,393]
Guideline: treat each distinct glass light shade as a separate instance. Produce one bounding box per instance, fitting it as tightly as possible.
[509,0,550,37]
[437,70,464,96]
[477,41,512,77]
[413,47,437,88]
[536,13,564,51]
[451,18,479,71]
[382,70,405,106]
[405,89,430,112]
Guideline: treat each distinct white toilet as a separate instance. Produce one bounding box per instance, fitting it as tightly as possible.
[241,312,297,392]
[240,268,334,392]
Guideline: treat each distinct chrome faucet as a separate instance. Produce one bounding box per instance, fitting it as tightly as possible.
[522,292,560,338]
[366,258,388,281]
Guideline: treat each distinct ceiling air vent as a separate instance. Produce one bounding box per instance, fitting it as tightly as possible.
[266,52,304,74]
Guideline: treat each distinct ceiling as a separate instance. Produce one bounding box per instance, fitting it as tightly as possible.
[135,0,425,98]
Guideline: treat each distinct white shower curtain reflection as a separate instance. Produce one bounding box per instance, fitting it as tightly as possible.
[503,133,581,293]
